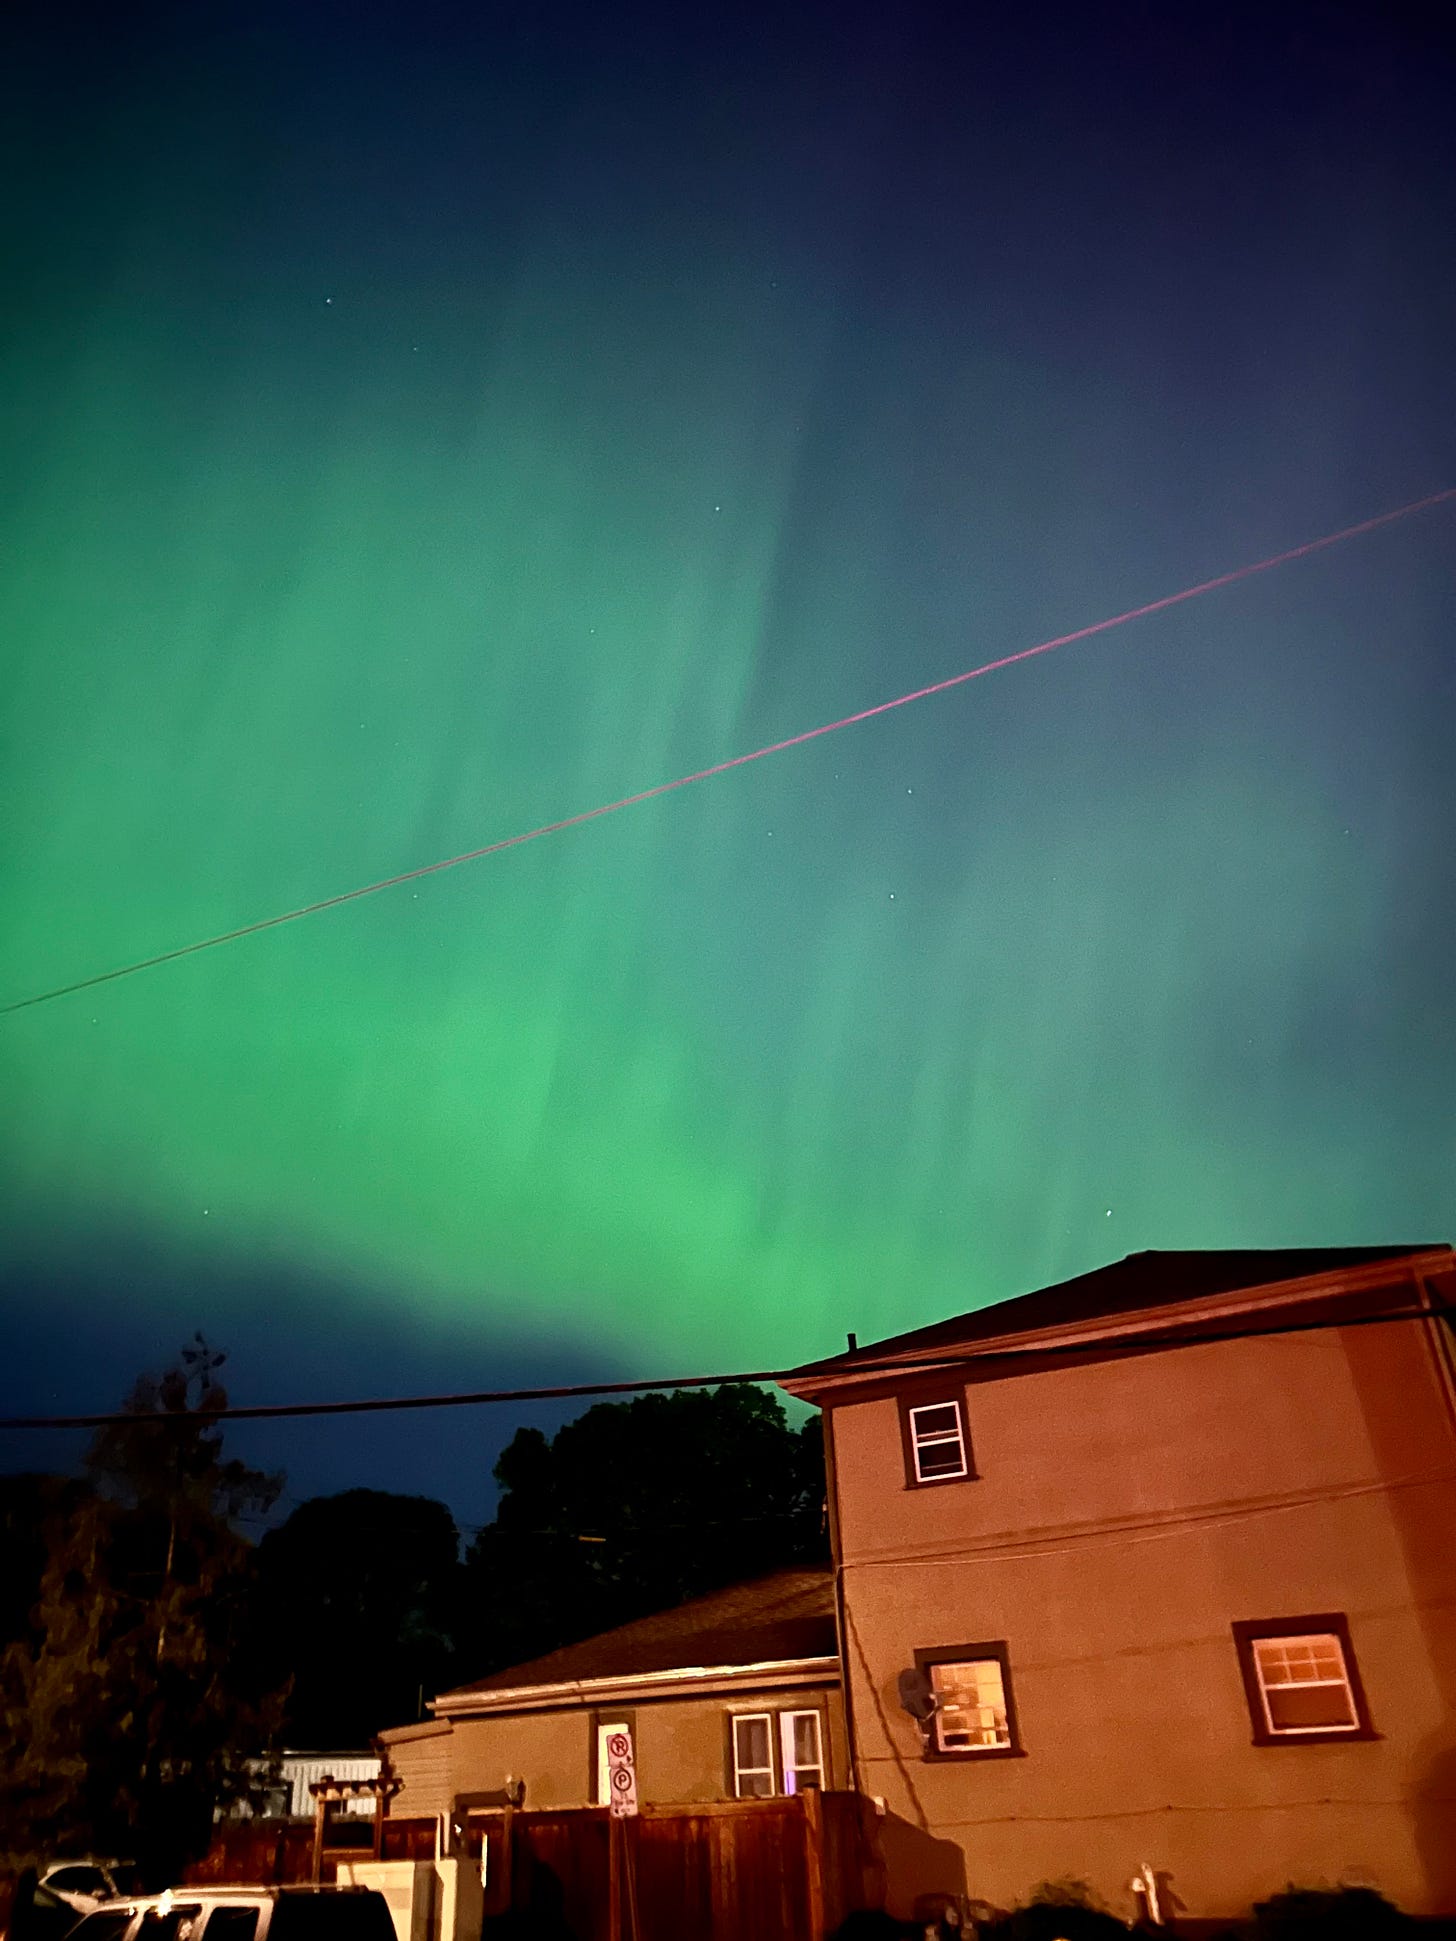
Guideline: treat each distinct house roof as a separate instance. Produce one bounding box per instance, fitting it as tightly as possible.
[436,1568,836,1707]
[784,1245,1449,1389]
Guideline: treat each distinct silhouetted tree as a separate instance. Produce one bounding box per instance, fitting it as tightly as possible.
[459,1385,826,1675]
[0,1474,87,1653]
[249,1490,462,1747]
[0,1339,286,1884]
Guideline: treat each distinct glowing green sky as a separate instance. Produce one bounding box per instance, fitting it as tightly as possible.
[2,4,1453,1461]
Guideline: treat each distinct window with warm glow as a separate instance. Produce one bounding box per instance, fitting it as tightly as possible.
[931,1658,1010,1750]
[913,1641,1022,1757]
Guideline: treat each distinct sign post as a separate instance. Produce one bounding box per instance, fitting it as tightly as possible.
[605,1729,639,1941]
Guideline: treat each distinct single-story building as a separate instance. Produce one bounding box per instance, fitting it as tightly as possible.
[379,1567,848,1820]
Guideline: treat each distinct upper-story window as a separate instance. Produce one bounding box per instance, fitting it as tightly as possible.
[1232,1614,1375,1745]
[898,1388,974,1486]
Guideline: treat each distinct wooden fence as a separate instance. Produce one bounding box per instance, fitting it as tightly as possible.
[184,1791,884,1939]
[472,1791,884,1940]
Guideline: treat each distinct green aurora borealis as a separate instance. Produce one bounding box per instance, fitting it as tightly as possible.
[3,5,1454,1463]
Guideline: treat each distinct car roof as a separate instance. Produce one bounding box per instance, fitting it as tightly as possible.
[88,1889,380,1908]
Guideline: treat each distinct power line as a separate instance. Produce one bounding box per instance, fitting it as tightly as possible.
[5,486,1452,1019]
[1,1293,1447,1430]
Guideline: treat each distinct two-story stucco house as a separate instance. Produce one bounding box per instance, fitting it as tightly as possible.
[780,1246,1456,1926]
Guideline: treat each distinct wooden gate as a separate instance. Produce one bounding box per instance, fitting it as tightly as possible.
[471,1790,883,1941]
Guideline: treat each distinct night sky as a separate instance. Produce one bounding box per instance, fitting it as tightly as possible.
[3,1,1453,1525]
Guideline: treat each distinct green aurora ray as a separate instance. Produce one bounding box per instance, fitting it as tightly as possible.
[3,6,1453,1383]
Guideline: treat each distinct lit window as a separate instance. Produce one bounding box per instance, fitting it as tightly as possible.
[731,1714,775,1797]
[913,1643,1022,1758]
[1232,1616,1373,1744]
[931,1659,1010,1751]
[779,1710,824,1794]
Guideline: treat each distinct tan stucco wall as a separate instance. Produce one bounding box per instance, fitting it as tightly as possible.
[830,1315,1456,1922]
[393,1682,847,1814]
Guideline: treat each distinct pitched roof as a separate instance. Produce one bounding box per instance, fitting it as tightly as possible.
[437,1568,836,1704]
[786,1245,1446,1385]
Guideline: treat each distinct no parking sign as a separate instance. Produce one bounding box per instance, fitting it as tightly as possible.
[605,1727,638,1817]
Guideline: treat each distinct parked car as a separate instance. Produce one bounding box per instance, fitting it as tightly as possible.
[39,1871,122,1919]
[63,1888,394,1941]
[3,1879,88,1941]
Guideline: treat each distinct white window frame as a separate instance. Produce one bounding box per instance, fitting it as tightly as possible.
[908,1399,969,1482]
[778,1709,825,1794]
[731,1712,776,1798]
[1250,1633,1359,1737]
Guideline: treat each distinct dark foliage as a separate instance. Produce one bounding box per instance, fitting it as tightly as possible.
[0,1338,287,1883]
[0,1474,88,1653]
[249,1489,462,1747]
[459,1385,827,1675]
[1251,1885,1413,1938]
[979,1879,1129,1940]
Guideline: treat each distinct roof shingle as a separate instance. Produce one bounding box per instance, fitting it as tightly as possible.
[437,1568,836,1703]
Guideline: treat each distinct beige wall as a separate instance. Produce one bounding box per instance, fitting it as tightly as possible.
[829,1316,1456,1921]
[383,1724,452,1820]
[391,1682,847,1815]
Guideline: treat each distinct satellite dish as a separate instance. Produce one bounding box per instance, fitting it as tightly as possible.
[897,1667,937,1722]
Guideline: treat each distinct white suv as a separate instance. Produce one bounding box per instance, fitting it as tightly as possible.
[62,1888,394,1941]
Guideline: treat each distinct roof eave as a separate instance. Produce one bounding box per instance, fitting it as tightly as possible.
[779,1248,1454,1404]
[431,1653,841,1718]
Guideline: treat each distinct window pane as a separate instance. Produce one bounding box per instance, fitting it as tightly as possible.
[735,1715,771,1768]
[915,1439,968,1480]
[911,1404,960,1438]
[733,1713,775,1796]
[205,1914,259,1941]
[139,1909,204,1941]
[70,1917,133,1941]
[1252,1632,1358,1734]
[1266,1683,1357,1731]
[780,1710,824,1794]
[930,1658,1010,1751]
[909,1401,968,1482]
[792,1712,821,1767]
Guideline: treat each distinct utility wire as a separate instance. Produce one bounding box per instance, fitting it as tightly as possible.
[5,486,1452,1019]
[1,1292,1447,1430]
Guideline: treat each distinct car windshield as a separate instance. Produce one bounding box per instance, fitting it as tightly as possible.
[46,1872,109,1896]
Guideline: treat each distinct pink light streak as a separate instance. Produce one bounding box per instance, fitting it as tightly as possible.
[5,485,1453,1015]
